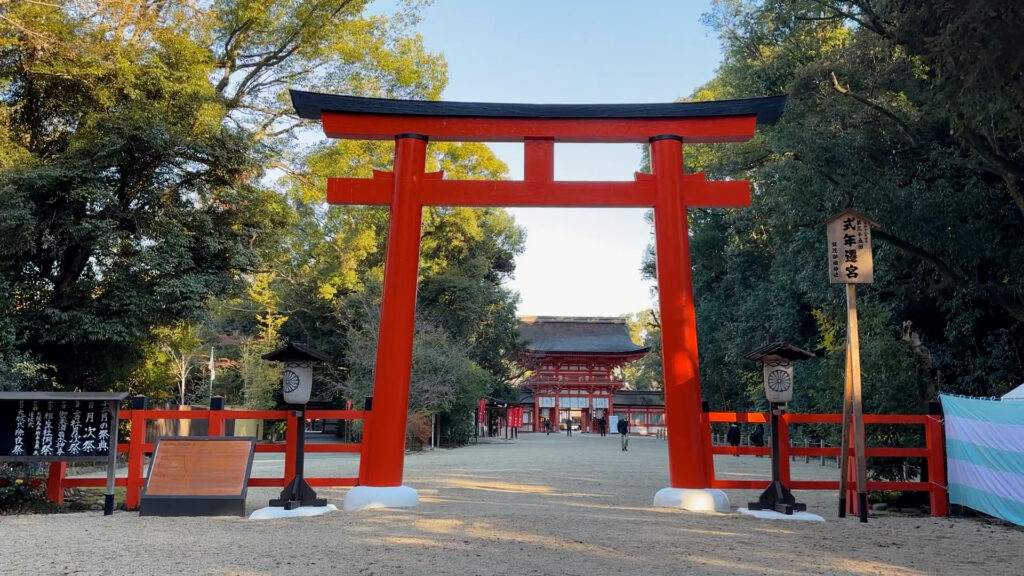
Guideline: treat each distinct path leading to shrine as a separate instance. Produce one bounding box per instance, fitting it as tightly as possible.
[6,433,1023,575]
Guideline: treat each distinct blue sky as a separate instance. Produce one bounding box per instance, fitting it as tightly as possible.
[378,1,723,317]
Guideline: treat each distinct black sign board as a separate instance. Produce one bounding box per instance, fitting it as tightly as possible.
[0,392,128,515]
[0,394,121,461]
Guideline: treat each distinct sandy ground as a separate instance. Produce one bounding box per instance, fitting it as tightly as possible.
[2,432,1023,576]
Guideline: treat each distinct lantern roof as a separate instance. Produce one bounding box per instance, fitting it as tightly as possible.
[262,342,331,363]
[744,342,816,363]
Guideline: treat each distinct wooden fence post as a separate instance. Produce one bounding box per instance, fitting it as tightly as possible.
[778,412,792,485]
[926,401,949,517]
[125,395,147,510]
[208,396,226,437]
[46,462,67,504]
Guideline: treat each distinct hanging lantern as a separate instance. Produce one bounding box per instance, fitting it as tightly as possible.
[762,361,794,404]
[262,342,332,407]
[282,362,314,405]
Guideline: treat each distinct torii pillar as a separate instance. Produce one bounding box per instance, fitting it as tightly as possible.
[290,90,786,511]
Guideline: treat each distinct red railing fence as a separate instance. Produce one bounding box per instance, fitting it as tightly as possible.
[45,396,366,510]
[703,409,947,517]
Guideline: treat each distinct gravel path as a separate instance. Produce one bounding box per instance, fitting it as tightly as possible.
[2,432,1022,575]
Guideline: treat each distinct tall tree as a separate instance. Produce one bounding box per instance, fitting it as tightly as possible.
[638,0,1022,419]
[0,1,446,392]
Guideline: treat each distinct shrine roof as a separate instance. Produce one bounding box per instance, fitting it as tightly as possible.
[613,390,665,406]
[519,316,649,356]
[290,90,787,125]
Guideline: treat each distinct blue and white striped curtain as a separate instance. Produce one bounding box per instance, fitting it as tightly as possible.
[940,394,1024,526]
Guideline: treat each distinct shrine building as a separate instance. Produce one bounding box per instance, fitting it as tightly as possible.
[515,316,663,435]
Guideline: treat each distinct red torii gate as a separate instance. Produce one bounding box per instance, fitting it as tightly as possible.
[290,90,785,510]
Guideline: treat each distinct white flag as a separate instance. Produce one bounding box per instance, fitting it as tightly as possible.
[208,347,216,381]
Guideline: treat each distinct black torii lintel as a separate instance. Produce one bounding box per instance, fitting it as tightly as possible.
[290,90,787,125]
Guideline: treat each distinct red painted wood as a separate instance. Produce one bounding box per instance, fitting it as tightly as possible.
[321,112,758,143]
[524,138,554,181]
[651,136,708,488]
[126,408,145,510]
[361,135,428,487]
[778,413,792,484]
[707,412,770,423]
[284,410,297,485]
[328,172,748,209]
[208,410,225,436]
[46,462,66,504]
[926,414,949,516]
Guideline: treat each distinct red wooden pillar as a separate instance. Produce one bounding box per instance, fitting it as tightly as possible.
[926,412,949,517]
[46,462,67,504]
[651,135,708,488]
[361,134,427,487]
[284,409,298,485]
[778,412,792,484]
[125,395,147,510]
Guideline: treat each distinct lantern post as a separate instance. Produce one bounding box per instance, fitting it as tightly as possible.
[262,342,331,509]
[744,342,815,515]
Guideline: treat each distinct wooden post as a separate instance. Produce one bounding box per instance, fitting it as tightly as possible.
[126,395,147,510]
[361,134,427,487]
[926,403,949,517]
[846,283,869,522]
[778,411,792,485]
[46,462,67,504]
[838,342,853,517]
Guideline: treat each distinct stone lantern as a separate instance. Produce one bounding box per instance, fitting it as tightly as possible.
[744,342,815,515]
[262,341,332,509]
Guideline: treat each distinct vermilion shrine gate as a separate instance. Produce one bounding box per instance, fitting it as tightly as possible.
[290,89,786,511]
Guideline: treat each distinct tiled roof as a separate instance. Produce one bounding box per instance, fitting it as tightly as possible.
[613,390,664,406]
[519,316,649,355]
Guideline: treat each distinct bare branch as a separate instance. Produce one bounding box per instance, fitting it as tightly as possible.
[831,71,917,145]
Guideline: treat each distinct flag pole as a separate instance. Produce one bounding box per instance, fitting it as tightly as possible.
[208,346,215,405]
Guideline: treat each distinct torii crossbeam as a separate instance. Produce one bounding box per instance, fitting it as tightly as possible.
[290,90,786,511]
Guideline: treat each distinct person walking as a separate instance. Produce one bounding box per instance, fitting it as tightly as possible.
[617,417,629,451]
[598,417,607,437]
[727,422,741,456]
[565,415,573,437]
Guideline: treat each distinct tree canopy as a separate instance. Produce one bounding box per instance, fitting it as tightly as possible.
[635,0,1023,422]
[0,0,524,425]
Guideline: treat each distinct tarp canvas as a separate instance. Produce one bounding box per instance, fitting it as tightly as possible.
[940,394,1024,527]
[1001,382,1024,400]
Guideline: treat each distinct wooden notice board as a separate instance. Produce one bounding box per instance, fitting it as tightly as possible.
[140,436,256,517]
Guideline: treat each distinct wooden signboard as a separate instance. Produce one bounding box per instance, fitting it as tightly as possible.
[826,210,877,284]
[140,436,256,517]
[824,209,879,522]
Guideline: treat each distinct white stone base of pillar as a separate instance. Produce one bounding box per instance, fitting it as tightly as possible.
[653,487,730,513]
[343,486,419,510]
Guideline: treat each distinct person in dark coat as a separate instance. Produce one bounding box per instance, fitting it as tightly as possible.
[617,417,629,451]
[727,423,741,456]
[598,417,607,437]
[750,423,765,457]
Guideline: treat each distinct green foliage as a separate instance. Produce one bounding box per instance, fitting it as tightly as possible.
[667,0,1024,419]
[623,311,663,390]
[0,465,60,513]
[0,0,450,400]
